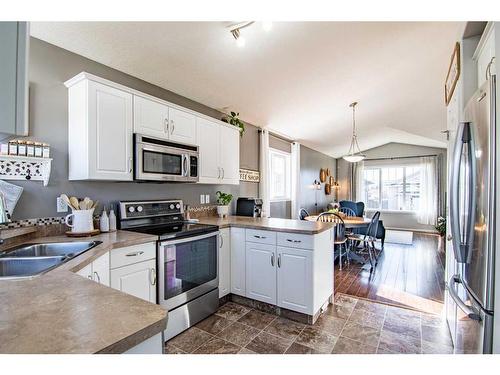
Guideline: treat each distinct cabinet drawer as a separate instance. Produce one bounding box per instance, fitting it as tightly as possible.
[246,229,276,245]
[111,242,156,269]
[277,232,314,250]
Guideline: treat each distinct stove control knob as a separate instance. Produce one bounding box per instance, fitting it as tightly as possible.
[128,206,135,213]
[176,203,181,209]
[137,206,143,212]
[170,204,175,209]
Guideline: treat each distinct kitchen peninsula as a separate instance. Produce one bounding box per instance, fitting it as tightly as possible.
[198,215,335,324]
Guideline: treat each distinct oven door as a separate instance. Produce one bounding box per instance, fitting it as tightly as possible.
[158,232,219,310]
[135,141,189,182]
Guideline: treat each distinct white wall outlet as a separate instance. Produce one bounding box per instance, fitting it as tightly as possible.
[205,194,210,204]
[200,194,205,204]
[56,196,68,213]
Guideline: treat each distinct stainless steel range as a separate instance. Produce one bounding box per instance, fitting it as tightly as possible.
[118,199,219,340]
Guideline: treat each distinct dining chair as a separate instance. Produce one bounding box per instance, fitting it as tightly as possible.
[298,208,310,220]
[347,211,381,270]
[339,207,356,217]
[317,212,348,270]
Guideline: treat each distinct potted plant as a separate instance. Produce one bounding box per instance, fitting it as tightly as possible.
[216,191,233,218]
[435,216,446,252]
[221,111,245,137]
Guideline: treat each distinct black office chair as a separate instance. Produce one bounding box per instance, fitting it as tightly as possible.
[298,208,310,220]
[347,211,381,270]
[317,212,349,270]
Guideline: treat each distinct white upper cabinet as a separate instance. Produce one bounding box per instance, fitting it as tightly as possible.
[219,124,240,184]
[475,24,496,88]
[66,73,239,183]
[66,78,133,181]
[197,117,240,185]
[169,107,197,144]
[134,96,197,145]
[133,95,169,139]
[198,117,221,182]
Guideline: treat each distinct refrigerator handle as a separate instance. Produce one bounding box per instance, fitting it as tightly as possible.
[448,275,482,321]
[449,122,476,263]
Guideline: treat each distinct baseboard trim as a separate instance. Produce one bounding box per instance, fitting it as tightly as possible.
[385,227,439,235]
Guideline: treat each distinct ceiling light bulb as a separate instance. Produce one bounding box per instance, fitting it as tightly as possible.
[236,36,246,48]
[262,22,273,32]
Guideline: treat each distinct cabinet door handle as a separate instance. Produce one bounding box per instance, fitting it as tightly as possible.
[254,235,267,239]
[221,168,225,179]
[126,251,144,257]
[277,254,281,268]
[93,271,101,283]
[170,119,175,134]
[164,118,169,133]
[286,239,301,243]
[219,234,224,248]
[271,253,275,267]
[217,167,221,179]
[128,157,133,173]
[150,268,157,286]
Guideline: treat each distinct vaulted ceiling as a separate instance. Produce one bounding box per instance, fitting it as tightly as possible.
[31,21,462,156]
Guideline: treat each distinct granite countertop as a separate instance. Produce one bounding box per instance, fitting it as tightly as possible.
[197,215,334,234]
[0,230,167,354]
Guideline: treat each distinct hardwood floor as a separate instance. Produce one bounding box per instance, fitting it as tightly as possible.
[335,233,446,315]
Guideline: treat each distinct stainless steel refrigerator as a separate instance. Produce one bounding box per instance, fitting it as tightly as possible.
[448,75,496,354]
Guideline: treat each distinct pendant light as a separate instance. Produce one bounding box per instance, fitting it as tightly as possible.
[342,101,366,163]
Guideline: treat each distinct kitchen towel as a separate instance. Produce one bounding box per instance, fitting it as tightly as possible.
[0,180,24,216]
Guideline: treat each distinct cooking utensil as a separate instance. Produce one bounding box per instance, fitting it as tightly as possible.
[83,197,92,210]
[91,200,99,210]
[70,197,80,211]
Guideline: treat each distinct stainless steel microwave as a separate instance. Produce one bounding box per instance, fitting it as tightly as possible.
[134,134,199,182]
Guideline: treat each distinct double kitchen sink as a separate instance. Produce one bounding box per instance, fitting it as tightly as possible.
[0,241,102,280]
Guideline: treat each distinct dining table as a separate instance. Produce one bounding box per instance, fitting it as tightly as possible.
[304,214,371,266]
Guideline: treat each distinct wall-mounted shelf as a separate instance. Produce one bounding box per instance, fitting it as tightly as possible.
[0,155,52,186]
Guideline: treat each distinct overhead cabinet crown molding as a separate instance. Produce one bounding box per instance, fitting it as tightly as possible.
[65,72,240,184]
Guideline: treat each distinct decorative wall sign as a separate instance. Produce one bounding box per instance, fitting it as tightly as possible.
[445,42,461,106]
[239,168,260,183]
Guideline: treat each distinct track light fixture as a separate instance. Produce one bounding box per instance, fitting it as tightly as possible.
[228,21,273,48]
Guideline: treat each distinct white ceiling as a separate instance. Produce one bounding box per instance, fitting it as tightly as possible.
[31,21,462,157]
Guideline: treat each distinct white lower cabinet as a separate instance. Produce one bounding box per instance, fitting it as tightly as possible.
[277,246,312,314]
[76,253,110,287]
[245,242,277,305]
[218,228,231,298]
[230,228,246,296]
[111,258,156,303]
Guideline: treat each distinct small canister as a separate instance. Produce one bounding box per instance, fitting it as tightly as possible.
[8,140,18,156]
[0,143,8,155]
[34,142,43,157]
[17,140,27,156]
[26,141,35,157]
[42,143,50,158]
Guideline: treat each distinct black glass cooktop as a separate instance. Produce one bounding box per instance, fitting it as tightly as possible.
[126,222,219,241]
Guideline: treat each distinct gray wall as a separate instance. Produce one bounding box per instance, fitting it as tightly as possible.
[336,142,446,232]
[10,37,260,220]
[299,145,337,215]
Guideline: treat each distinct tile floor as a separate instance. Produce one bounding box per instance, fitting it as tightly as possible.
[165,294,454,354]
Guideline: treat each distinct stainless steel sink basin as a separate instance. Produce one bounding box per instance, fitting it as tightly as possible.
[0,256,66,279]
[0,241,102,279]
[0,241,102,258]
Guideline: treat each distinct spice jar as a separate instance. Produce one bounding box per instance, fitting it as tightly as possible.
[8,140,18,155]
[26,141,35,157]
[17,140,27,156]
[0,143,8,155]
[42,143,50,158]
[34,142,43,157]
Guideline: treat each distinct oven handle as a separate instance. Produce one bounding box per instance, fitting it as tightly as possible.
[160,231,219,246]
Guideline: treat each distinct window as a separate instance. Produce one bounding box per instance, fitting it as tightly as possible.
[360,165,422,212]
[269,148,291,201]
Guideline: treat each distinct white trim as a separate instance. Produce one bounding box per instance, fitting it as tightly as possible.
[385,226,439,234]
[64,72,238,132]
[472,22,494,61]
